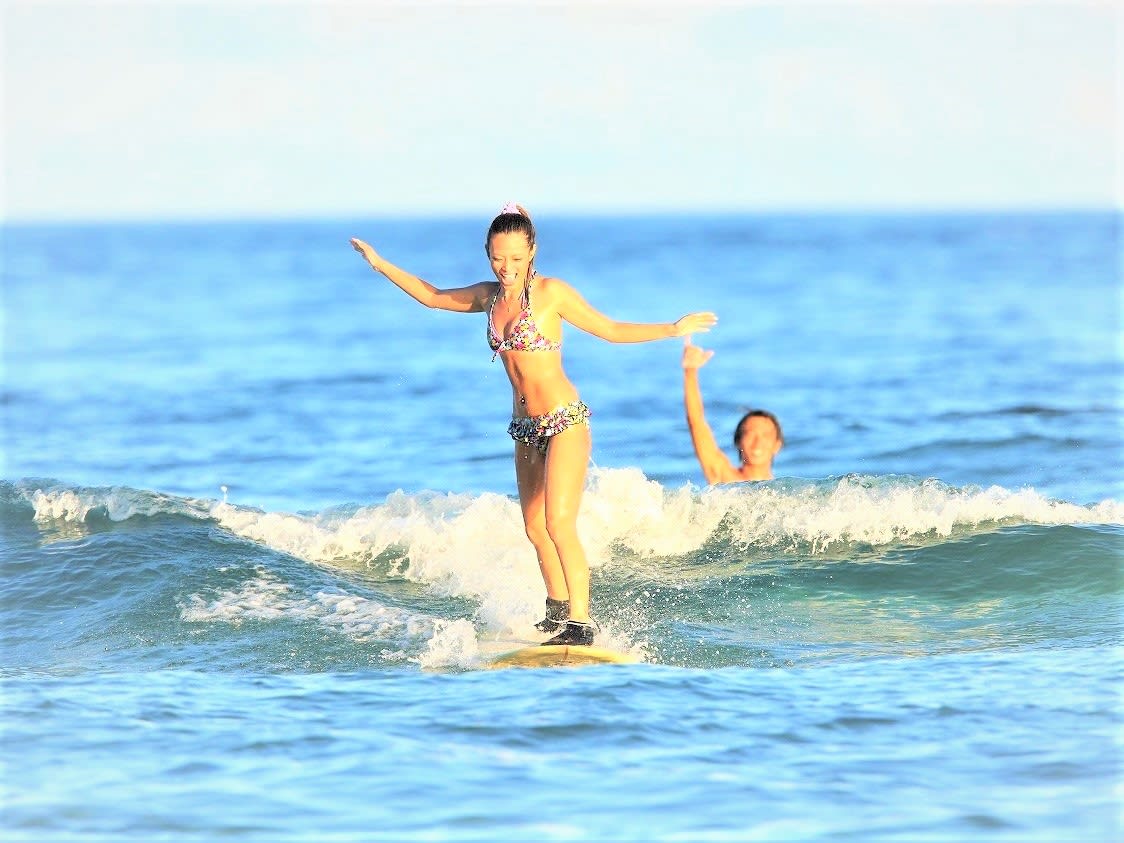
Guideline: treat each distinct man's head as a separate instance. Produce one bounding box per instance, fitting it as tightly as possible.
[733,410,784,470]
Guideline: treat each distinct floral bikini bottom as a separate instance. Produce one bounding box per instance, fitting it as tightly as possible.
[507,400,592,454]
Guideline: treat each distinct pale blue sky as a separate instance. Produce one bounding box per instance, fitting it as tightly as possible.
[3,1,1118,220]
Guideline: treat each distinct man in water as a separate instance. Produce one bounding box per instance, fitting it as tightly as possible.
[681,337,784,484]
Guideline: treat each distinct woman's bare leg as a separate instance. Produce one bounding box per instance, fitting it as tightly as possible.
[542,423,593,622]
[513,442,568,601]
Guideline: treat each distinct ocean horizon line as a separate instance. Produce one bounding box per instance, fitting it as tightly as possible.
[2,204,1119,228]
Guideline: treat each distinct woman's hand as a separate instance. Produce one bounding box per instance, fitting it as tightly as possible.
[673,311,718,338]
[682,335,715,370]
[350,238,383,271]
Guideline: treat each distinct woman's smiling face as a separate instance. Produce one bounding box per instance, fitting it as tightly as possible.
[489,231,536,287]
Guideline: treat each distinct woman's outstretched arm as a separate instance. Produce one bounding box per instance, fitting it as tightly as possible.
[552,278,717,342]
[351,238,489,313]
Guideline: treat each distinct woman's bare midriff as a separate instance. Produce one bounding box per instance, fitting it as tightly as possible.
[498,351,580,417]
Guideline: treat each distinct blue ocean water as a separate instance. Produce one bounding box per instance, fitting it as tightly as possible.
[2,211,1121,840]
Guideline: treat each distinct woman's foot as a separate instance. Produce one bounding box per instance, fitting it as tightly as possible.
[541,620,595,647]
[534,597,569,632]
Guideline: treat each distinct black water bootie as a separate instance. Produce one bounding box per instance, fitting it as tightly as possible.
[541,620,596,647]
[534,597,570,633]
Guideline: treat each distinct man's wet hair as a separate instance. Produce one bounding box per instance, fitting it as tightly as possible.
[734,409,784,447]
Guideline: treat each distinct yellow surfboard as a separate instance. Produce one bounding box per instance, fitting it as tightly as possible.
[488,644,640,669]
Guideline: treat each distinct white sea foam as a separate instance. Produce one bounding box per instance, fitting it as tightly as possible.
[209,489,548,630]
[23,472,1123,663]
[416,618,483,670]
[718,476,1124,552]
[191,469,1119,654]
[25,471,1124,570]
[180,569,413,634]
[179,568,488,667]
[28,484,210,524]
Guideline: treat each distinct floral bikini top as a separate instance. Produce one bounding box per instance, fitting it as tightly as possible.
[487,273,562,361]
